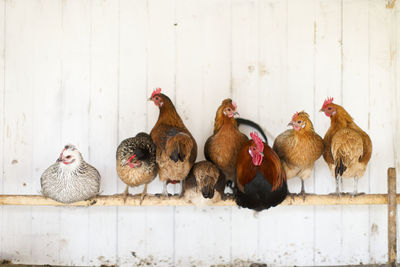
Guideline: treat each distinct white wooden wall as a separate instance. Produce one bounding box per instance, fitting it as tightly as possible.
[0,0,399,266]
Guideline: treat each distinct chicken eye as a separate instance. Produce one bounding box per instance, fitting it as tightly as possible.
[155,96,159,100]
[227,108,231,112]
[297,120,302,124]
[65,155,71,159]
[328,107,332,110]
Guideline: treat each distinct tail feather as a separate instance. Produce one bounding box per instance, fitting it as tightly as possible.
[334,156,347,178]
[235,118,268,145]
[166,133,193,163]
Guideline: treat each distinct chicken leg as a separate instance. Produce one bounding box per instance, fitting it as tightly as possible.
[140,183,148,205]
[300,179,306,201]
[162,181,169,198]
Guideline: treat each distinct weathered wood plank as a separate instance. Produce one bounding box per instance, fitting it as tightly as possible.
[0,193,396,206]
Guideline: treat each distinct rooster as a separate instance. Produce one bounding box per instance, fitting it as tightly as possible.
[116,132,157,203]
[204,99,249,186]
[235,132,288,211]
[183,160,225,205]
[273,111,324,199]
[149,88,197,197]
[41,144,100,204]
[320,97,372,196]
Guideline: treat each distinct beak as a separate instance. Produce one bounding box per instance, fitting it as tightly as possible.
[259,151,264,157]
[287,121,293,127]
[233,111,240,117]
[319,108,324,112]
[148,97,152,101]
[123,154,136,166]
[57,157,62,162]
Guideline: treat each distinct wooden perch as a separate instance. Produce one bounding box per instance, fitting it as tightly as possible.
[0,193,397,207]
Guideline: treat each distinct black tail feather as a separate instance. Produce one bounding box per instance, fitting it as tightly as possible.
[334,157,347,178]
[169,146,185,162]
[235,118,268,145]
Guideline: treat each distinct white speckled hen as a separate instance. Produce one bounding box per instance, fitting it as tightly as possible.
[41,144,100,204]
[116,132,157,202]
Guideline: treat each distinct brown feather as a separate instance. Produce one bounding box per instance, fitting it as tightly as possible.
[150,94,197,182]
[273,111,324,180]
[205,98,248,183]
[237,140,286,192]
[322,103,372,178]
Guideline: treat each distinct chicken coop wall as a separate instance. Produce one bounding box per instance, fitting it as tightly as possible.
[0,0,399,266]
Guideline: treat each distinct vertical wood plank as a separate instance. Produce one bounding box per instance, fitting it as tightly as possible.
[258,0,288,141]
[394,0,400,262]
[87,0,119,264]
[259,0,315,265]
[58,0,91,265]
[174,0,231,265]
[116,0,149,266]
[146,0,176,265]
[0,0,4,259]
[313,0,343,265]
[368,0,394,263]
[29,0,63,264]
[231,0,259,262]
[388,168,397,265]
[1,0,38,262]
[341,0,370,264]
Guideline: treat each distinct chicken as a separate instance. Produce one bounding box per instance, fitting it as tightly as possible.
[320,97,372,196]
[149,88,197,197]
[41,144,100,204]
[183,160,225,205]
[273,111,324,199]
[235,132,288,211]
[116,132,157,203]
[204,99,248,185]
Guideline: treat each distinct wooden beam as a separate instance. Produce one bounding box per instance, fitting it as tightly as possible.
[388,168,397,266]
[0,193,397,207]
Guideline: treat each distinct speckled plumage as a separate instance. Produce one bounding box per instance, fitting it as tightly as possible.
[41,145,100,204]
[116,132,157,187]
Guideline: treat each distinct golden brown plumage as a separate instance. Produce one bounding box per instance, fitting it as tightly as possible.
[235,132,288,211]
[149,89,197,196]
[320,98,372,195]
[273,111,324,197]
[204,99,248,184]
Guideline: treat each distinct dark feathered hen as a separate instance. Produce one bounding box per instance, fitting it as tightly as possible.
[41,144,100,204]
[204,99,248,185]
[116,132,157,202]
[149,88,197,197]
[183,160,225,205]
[235,132,288,211]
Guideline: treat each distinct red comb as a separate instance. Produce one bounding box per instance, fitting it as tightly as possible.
[232,101,238,111]
[250,132,264,152]
[151,88,162,98]
[322,97,334,109]
[291,111,299,122]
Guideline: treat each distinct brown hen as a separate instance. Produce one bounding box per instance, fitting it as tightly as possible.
[273,111,324,198]
[320,97,372,196]
[204,99,248,185]
[149,88,197,197]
